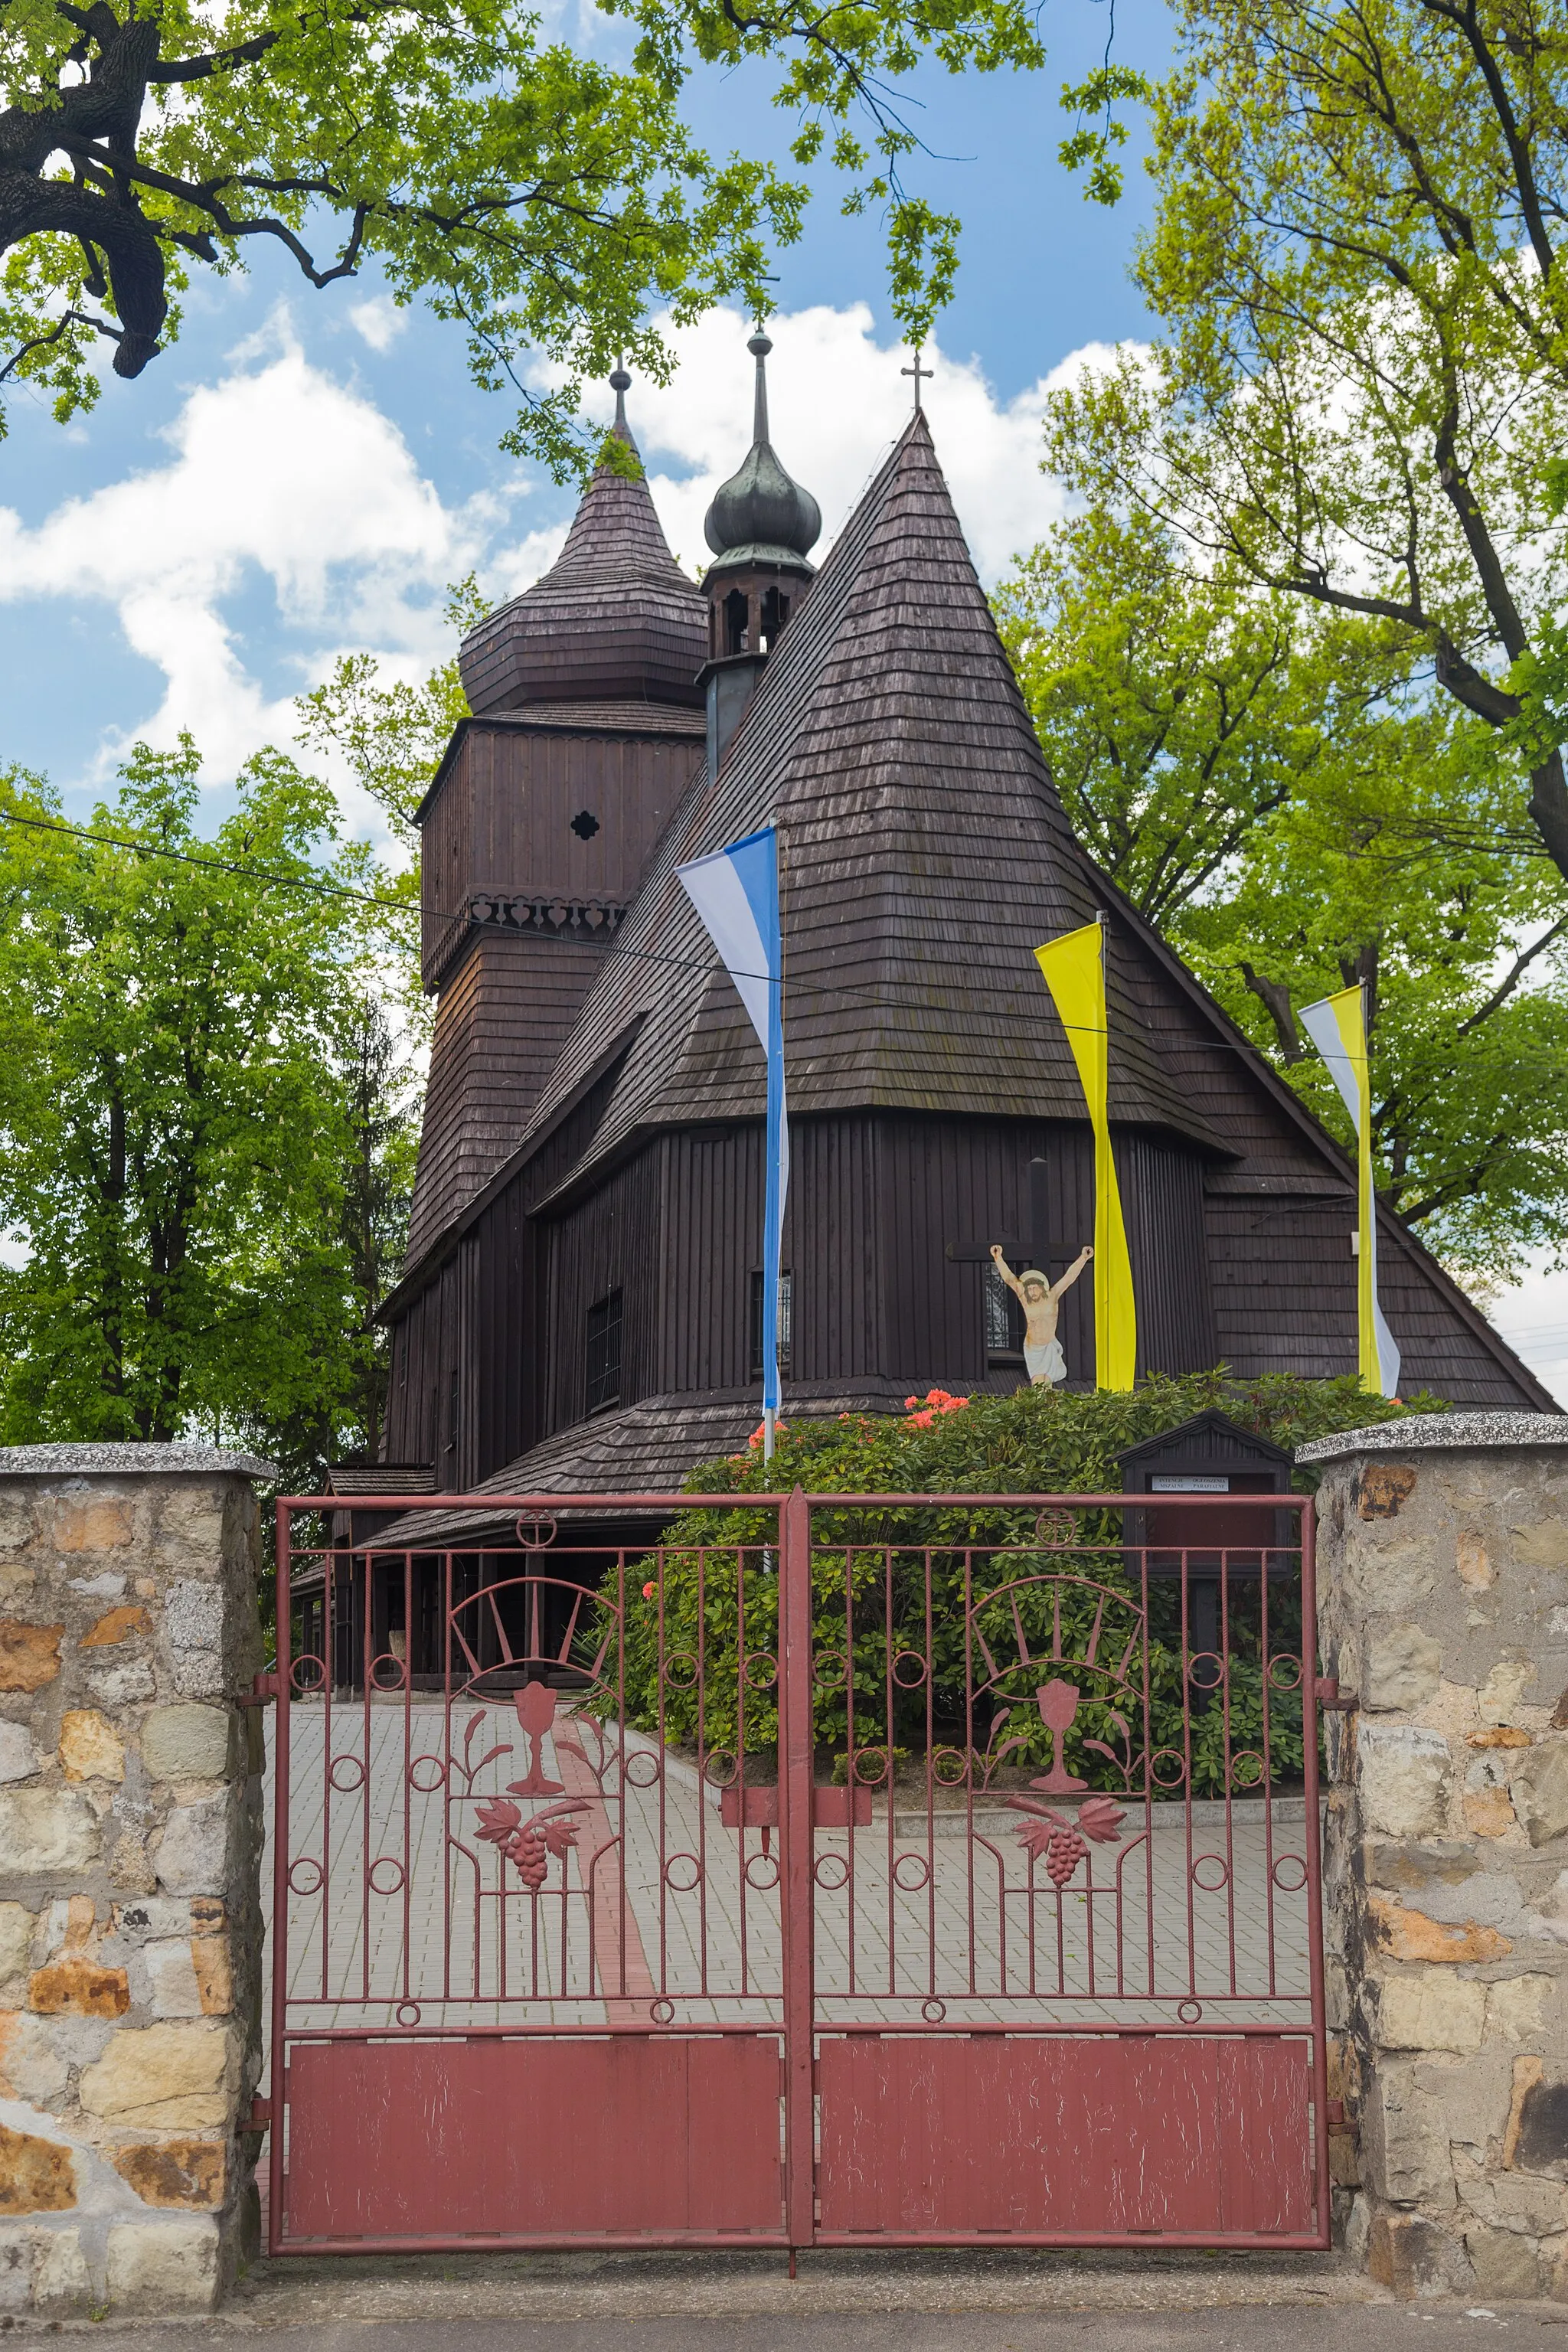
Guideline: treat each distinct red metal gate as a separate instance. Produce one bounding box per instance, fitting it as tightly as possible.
[267,1487,1328,2253]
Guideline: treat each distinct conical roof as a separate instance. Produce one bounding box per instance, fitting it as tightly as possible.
[460,391,707,714]
[511,413,1240,1188]
[703,332,821,573]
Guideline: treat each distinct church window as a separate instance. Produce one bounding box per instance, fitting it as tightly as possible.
[750,1269,793,1377]
[984,1266,1023,1362]
[724,589,750,655]
[570,809,600,840]
[586,1289,623,1413]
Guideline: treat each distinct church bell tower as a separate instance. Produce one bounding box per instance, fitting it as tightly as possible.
[699,331,822,769]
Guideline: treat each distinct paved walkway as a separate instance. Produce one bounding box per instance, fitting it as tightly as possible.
[266,1695,1313,2037]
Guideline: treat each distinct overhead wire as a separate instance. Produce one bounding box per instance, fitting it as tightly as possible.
[0,800,1561,1063]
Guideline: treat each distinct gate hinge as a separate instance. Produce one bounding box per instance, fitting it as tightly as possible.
[1325,2098,1356,2138]
[239,1671,282,1709]
[1315,1676,1356,1713]
[247,2097,273,2130]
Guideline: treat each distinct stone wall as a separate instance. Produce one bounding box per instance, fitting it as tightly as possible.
[1298,1412,1568,2300]
[0,1445,272,2316]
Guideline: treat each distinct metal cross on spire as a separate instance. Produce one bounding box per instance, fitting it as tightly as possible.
[901,348,933,411]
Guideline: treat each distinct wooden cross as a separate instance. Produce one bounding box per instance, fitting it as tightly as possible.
[901,348,933,411]
[945,1159,1082,1276]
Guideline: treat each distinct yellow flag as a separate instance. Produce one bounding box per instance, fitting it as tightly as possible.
[1298,983,1401,1396]
[1033,920,1137,1390]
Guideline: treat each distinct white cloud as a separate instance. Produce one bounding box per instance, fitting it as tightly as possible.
[0,299,1111,826]
[0,310,469,790]
[578,303,1094,586]
[348,296,408,354]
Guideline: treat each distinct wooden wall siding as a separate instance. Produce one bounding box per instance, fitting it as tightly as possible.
[405,930,609,1266]
[541,1140,664,1432]
[791,1119,879,1384]
[655,1126,761,1397]
[385,1247,469,1480]
[867,1117,1096,1389]
[1116,1132,1217,1377]
[421,723,702,991]
[470,1187,533,1485]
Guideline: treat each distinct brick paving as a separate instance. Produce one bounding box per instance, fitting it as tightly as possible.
[264,1696,1313,2040]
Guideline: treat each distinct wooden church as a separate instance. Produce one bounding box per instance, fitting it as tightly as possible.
[369,333,1552,1512]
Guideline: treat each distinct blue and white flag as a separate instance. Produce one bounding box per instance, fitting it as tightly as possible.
[677,827,789,1432]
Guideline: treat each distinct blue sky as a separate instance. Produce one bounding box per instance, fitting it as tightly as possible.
[1,0,1563,1401]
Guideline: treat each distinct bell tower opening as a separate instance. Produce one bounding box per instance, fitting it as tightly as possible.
[697,327,822,772]
[760,587,788,650]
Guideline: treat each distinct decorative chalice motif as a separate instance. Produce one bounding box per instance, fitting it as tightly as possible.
[471,1684,588,1890]
[506,1681,566,1795]
[1029,1677,1088,1794]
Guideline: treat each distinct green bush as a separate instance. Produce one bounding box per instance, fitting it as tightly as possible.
[592,1370,1442,1799]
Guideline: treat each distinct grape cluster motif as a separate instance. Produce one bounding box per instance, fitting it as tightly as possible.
[1008,1792,1125,1890]
[1042,1826,1089,1890]
[475,1796,588,1889]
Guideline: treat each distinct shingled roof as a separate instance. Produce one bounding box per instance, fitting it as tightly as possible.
[497,415,1247,1217]
[459,420,707,716]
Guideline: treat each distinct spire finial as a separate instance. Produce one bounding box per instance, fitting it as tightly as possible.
[747,328,772,448]
[609,358,631,433]
[901,346,932,413]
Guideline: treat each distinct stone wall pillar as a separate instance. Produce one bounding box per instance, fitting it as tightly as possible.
[1299,1411,1568,2301]
[0,1444,273,2316]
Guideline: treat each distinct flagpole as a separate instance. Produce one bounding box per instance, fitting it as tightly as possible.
[764,831,788,1468]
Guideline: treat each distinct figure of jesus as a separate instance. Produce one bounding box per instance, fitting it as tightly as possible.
[991,1242,1093,1387]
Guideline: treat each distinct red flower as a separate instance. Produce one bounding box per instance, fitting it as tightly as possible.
[642,1581,657,1599]
[904,1388,970,1423]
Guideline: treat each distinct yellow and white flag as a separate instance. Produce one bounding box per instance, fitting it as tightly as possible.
[1033,919,1137,1390]
[1298,982,1401,1397]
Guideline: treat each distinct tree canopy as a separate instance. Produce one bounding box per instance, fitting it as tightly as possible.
[0,0,1043,460]
[0,740,415,1464]
[1046,0,1568,890]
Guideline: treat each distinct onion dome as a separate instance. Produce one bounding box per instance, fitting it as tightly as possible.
[702,332,821,577]
[459,369,707,716]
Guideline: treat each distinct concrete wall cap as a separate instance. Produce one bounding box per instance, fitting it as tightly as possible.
[0,1443,277,1479]
[1295,1410,1566,1467]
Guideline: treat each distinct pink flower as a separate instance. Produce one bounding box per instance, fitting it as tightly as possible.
[642,1581,657,1599]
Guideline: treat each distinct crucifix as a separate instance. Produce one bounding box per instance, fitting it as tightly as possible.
[901,348,933,412]
[946,1158,1093,1383]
